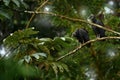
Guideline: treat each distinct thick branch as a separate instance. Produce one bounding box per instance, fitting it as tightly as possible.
[56,36,120,61]
[24,11,120,35]
[25,0,49,28]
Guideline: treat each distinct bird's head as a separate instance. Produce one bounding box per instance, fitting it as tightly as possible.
[87,14,96,22]
[72,29,80,38]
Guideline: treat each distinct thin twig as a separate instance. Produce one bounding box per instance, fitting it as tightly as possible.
[25,0,49,28]
[24,11,120,35]
[56,36,120,61]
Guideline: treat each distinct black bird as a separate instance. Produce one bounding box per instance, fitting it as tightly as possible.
[73,28,91,47]
[88,14,106,38]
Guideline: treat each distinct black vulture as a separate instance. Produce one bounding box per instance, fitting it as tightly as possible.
[73,28,91,47]
[88,14,106,38]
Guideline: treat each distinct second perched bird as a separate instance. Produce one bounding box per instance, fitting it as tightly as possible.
[73,28,91,47]
[88,14,106,38]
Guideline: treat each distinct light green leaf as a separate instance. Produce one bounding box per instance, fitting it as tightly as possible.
[61,63,69,72]
[60,37,66,41]
[39,38,52,42]
[57,63,64,72]
[37,53,47,57]
[31,54,40,59]
[31,53,47,59]
[51,63,58,75]
[20,0,28,9]
[24,55,31,63]
[54,37,69,48]
[64,37,74,42]
[18,59,24,64]
[12,0,20,7]
[3,0,10,6]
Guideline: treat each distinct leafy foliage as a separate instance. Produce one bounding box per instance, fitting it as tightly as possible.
[0,0,120,80]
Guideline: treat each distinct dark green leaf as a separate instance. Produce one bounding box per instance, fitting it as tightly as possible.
[0,10,11,19]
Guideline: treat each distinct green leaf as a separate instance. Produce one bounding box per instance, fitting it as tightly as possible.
[4,28,39,48]
[60,37,66,41]
[0,10,11,19]
[18,59,24,64]
[57,63,64,72]
[63,37,74,43]
[39,38,52,42]
[51,63,58,75]
[37,53,47,57]
[61,63,69,72]
[54,37,69,48]
[31,53,47,59]
[3,0,10,6]
[31,54,40,59]
[20,0,28,9]
[24,55,31,63]
[19,65,37,77]
[12,0,20,7]
[38,45,50,54]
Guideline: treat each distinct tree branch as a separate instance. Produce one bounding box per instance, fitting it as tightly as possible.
[24,11,120,61]
[25,0,49,28]
[24,11,120,35]
[56,36,120,61]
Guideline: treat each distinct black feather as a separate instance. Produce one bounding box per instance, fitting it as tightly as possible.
[73,28,91,47]
[89,15,106,38]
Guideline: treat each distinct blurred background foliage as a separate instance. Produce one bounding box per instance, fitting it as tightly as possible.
[0,0,120,80]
